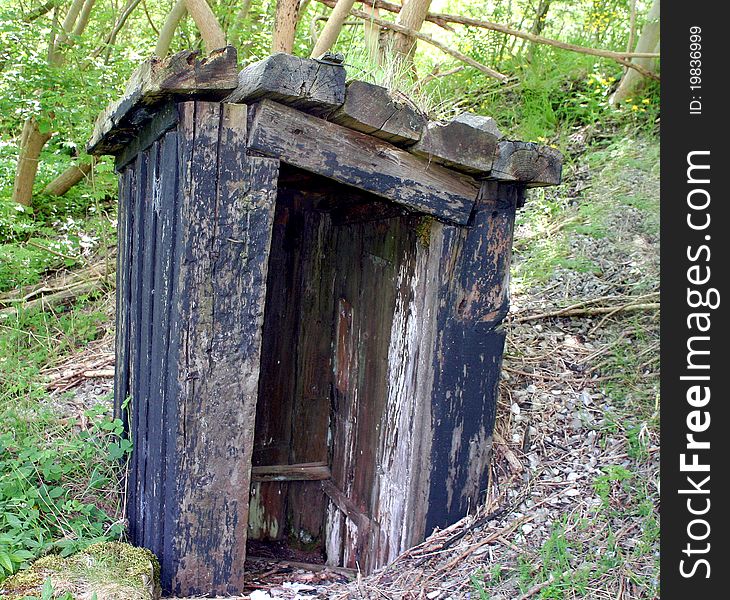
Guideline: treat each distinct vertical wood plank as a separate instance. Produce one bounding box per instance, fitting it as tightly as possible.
[287,210,334,547]
[250,194,303,542]
[147,131,179,558]
[127,151,147,543]
[114,165,133,424]
[423,182,520,534]
[165,101,278,597]
[138,141,160,547]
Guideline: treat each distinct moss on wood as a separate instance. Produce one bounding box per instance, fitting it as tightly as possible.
[0,542,160,600]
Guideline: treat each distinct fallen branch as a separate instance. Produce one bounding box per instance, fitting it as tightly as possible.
[516,575,556,600]
[0,279,111,320]
[43,160,94,196]
[512,301,659,323]
[315,0,659,81]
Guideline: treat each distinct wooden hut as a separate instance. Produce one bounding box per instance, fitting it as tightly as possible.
[88,47,562,597]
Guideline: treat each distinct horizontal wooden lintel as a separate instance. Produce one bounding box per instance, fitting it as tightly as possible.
[247,99,479,225]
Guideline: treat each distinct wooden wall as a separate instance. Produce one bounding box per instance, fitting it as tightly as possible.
[115,101,279,596]
[114,99,521,593]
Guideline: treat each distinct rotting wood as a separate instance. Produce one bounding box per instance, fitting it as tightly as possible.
[251,462,332,482]
[328,80,427,146]
[88,47,238,155]
[247,99,479,224]
[490,140,562,187]
[322,480,373,533]
[165,102,278,596]
[225,52,346,114]
[410,112,502,174]
[422,182,522,535]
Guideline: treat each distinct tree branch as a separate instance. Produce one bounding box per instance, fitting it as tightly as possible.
[315,0,659,81]
[318,1,507,79]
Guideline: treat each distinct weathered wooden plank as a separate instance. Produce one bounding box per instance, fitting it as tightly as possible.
[225,52,345,114]
[490,140,563,187]
[247,100,479,225]
[251,190,306,542]
[137,141,159,548]
[328,80,427,145]
[368,217,440,567]
[126,152,147,544]
[88,47,238,155]
[322,480,373,533]
[164,101,278,597]
[423,182,521,535]
[410,113,502,175]
[287,209,334,547]
[146,131,179,559]
[113,165,133,424]
[251,462,332,482]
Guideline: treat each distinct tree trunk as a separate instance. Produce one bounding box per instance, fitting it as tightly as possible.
[72,0,96,36]
[525,0,551,61]
[155,0,187,56]
[229,0,253,48]
[362,4,381,63]
[49,0,86,63]
[272,0,300,53]
[392,0,432,63]
[611,0,660,104]
[184,0,227,51]
[13,118,53,207]
[310,0,356,58]
[42,161,94,196]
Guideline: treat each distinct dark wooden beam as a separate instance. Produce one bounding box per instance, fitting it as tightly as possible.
[226,52,346,114]
[423,181,522,534]
[328,80,427,146]
[247,99,479,225]
[88,47,238,155]
[490,140,563,187]
[411,113,502,175]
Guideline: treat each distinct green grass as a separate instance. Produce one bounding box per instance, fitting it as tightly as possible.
[0,301,128,582]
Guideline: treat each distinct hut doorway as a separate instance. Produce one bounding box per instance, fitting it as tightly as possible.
[249,165,422,571]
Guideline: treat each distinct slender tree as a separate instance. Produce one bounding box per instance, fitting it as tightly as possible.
[184,0,227,51]
[392,0,432,66]
[273,0,301,53]
[13,118,53,207]
[155,0,187,56]
[310,0,356,58]
[611,0,659,104]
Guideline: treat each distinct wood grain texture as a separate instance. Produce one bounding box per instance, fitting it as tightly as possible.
[164,101,279,596]
[328,80,427,145]
[422,182,522,534]
[411,112,502,174]
[225,52,346,114]
[490,140,563,187]
[251,462,332,482]
[88,47,238,155]
[247,99,479,225]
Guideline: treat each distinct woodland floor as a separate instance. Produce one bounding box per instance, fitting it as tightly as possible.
[11,130,659,600]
